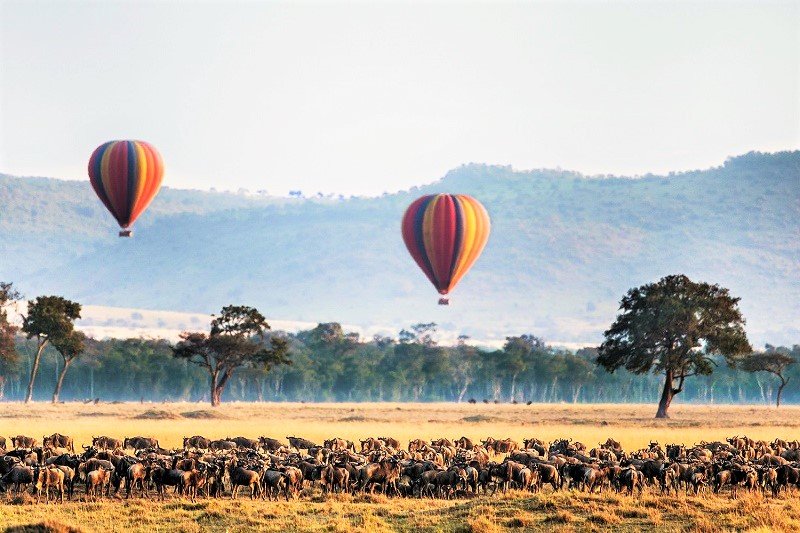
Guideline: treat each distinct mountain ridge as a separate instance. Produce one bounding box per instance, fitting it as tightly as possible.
[1,150,797,346]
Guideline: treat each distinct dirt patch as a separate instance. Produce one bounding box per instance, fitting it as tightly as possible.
[132,409,181,420]
[181,410,230,420]
[462,415,501,423]
[339,415,368,422]
[5,521,86,533]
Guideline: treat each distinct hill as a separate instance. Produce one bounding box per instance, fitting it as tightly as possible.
[0,151,797,346]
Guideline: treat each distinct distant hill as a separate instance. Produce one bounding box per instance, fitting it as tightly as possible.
[1,151,798,346]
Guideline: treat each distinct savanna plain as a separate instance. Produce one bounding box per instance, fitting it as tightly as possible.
[0,402,799,533]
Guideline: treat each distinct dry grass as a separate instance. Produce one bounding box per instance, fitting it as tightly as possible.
[0,402,799,531]
[0,401,797,451]
[0,490,798,532]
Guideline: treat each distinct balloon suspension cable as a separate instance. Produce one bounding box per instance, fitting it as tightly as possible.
[438,297,450,306]
[119,229,133,238]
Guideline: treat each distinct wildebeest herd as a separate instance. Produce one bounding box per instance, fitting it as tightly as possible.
[1,432,799,503]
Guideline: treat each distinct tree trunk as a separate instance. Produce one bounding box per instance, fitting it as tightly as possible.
[210,370,220,407]
[776,377,789,408]
[25,341,47,404]
[52,358,72,403]
[509,373,518,402]
[457,378,471,403]
[211,386,222,407]
[656,371,675,419]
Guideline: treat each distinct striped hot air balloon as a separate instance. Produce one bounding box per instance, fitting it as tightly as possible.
[401,194,491,305]
[88,140,164,237]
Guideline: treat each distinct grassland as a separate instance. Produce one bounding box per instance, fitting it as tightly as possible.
[1,402,800,532]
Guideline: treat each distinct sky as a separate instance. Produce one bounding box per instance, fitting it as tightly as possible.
[1,1,798,196]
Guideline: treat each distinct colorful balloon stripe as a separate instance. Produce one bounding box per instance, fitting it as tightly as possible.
[402,194,490,296]
[88,140,164,229]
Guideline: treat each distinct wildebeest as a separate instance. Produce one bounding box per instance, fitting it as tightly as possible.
[33,465,66,503]
[227,436,259,450]
[42,433,74,452]
[208,439,237,452]
[228,462,261,499]
[10,435,37,449]
[358,458,400,494]
[287,436,318,450]
[124,436,159,450]
[125,463,150,498]
[86,467,112,501]
[259,436,284,452]
[183,435,211,451]
[91,435,122,451]
[261,469,290,501]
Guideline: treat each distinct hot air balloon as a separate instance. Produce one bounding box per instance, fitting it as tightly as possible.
[401,194,490,305]
[88,140,164,237]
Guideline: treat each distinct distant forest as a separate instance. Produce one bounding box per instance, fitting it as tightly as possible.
[3,322,798,405]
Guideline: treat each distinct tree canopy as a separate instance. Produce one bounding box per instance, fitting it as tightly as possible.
[597,274,751,418]
[173,305,291,406]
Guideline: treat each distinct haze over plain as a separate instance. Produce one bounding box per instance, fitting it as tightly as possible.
[0,1,797,347]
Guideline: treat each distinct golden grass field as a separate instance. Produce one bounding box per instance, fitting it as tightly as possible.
[0,401,799,532]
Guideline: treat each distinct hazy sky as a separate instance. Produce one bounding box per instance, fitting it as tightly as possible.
[1,1,798,195]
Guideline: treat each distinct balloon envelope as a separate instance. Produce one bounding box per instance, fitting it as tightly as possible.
[88,140,164,231]
[401,194,490,297]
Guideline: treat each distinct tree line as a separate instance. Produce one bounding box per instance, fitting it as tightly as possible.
[0,276,797,416]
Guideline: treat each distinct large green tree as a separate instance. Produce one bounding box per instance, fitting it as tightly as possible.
[21,296,82,404]
[597,274,751,418]
[173,305,291,406]
[0,283,21,399]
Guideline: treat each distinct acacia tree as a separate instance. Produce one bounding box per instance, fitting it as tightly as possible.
[51,330,86,403]
[173,305,291,406]
[21,296,82,404]
[0,283,21,399]
[596,275,751,418]
[738,349,796,407]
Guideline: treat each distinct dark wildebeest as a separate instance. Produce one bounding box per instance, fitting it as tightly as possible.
[287,436,317,450]
[42,433,74,452]
[226,436,259,450]
[228,462,260,499]
[208,439,237,452]
[1,464,34,495]
[183,436,211,451]
[259,437,284,452]
[261,469,290,501]
[619,467,645,495]
[150,464,184,501]
[455,437,474,450]
[124,436,159,450]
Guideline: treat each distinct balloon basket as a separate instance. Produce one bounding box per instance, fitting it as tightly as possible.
[438,298,449,306]
[119,230,133,238]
